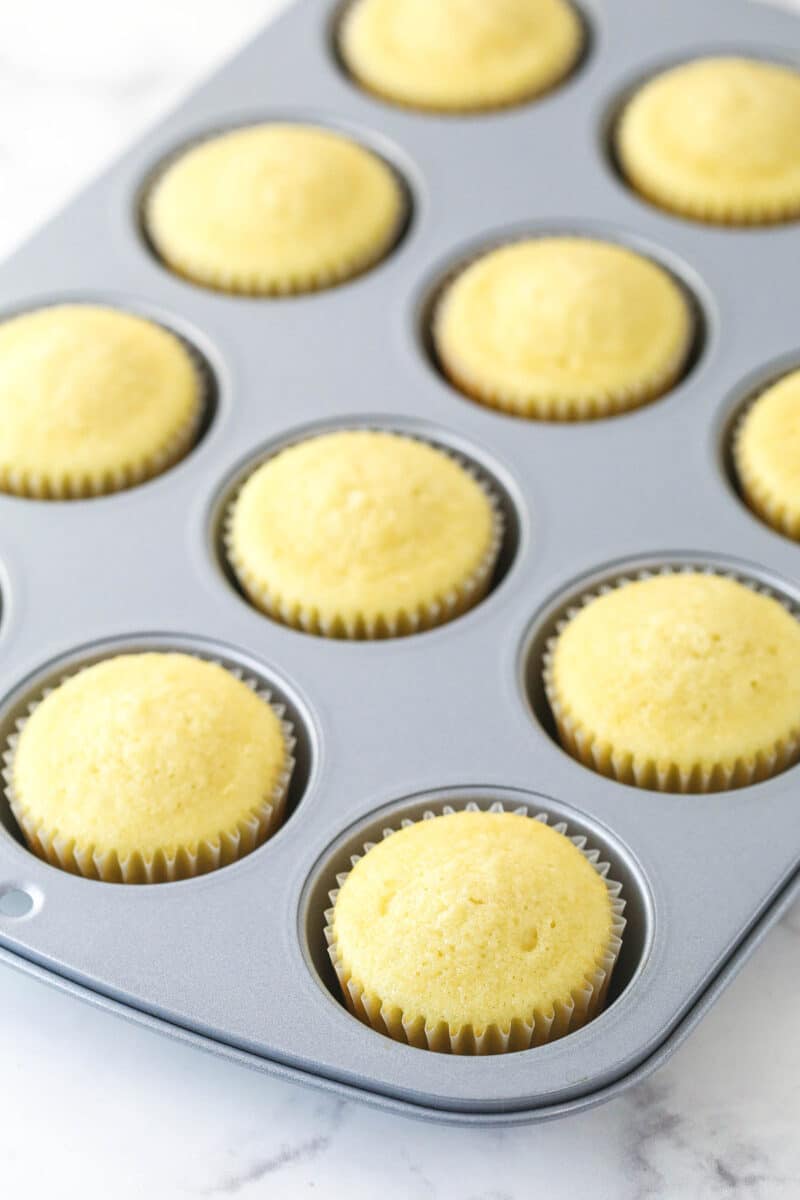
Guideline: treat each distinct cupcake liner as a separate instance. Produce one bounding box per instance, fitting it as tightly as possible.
[1,656,295,884]
[337,0,584,115]
[431,244,695,422]
[0,321,206,501]
[543,564,800,792]
[732,390,800,542]
[145,207,407,297]
[142,130,409,297]
[615,58,800,229]
[617,154,800,228]
[325,801,626,1055]
[223,432,505,639]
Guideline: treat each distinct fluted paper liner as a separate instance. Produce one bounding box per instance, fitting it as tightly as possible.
[732,390,800,542]
[223,433,505,639]
[337,19,584,115]
[434,275,693,422]
[1,656,295,883]
[325,801,626,1055]
[617,146,800,228]
[142,133,408,297]
[0,325,206,501]
[544,564,800,792]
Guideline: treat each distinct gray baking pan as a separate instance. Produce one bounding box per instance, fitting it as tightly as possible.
[0,0,799,1125]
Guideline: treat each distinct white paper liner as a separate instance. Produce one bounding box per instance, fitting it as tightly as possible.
[337,0,585,115]
[732,383,800,542]
[223,431,505,639]
[325,801,626,1055]
[431,239,695,421]
[616,143,800,228]
[1,653,296,884]
[141,128,409,297]
[624,181,800,227]
[0,319,207,500]
[543,563,800,792]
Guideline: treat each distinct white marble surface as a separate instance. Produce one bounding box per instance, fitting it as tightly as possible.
[1,2,800,1196]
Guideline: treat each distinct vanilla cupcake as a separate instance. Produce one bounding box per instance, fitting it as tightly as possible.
[433,237,693,420]
[0,305,203,498]
[3,653,295,883]
[327,805,625,1053]
[734,369,800,540]
[616,57,800,225]
[144,123,405,295]
[338,0,583,112]
[225,430,503,638]
[545,571,800,791]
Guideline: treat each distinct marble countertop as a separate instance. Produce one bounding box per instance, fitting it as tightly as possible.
[1,2,799,1196]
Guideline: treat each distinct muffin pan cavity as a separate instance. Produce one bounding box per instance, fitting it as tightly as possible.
[418,226,708,421]
[522,553,800,790]
[0,301,219,501]
[0,635,316,863]
[301,786,652,1037]
[137,120,415,295]
[722,358,800,542]
[608,53,800,226]
[331,0,593,115]
[209,416,523,632]
[0,0,799,1124]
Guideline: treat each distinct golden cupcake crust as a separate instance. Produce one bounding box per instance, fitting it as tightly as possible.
[433,237,692,420]
[226,430,501,638]
[6,653,292,882]
[339,0,583,112]
[546,573,800,792]
[616,57,800,225]
[144,124,405,295]
[330,810,615,1038]
[0,305,201,498]
[735,370,800,540]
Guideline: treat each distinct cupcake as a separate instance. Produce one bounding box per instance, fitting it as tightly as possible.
[338,0,583,113]
[433,237,693,420]
[545,571,800,792]
[734,369,800,540]
[0,305,203,498]
[2,653,295,883]
[225,430,503,638]
[615,57,800,225]
[144,123,405,295]
[326,805,625,1053]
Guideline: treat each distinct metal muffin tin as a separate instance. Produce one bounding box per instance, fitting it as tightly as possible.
[0,0,799,1125]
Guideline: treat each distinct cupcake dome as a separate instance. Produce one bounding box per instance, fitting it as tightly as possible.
[338,0,583,112]
[0,305,202,498]
[144,124,405,295]
[433,237,692,419]
[4,653,294,883]
[735,369,800,540]
[327,808,623,1053]
[225,430,502,638]
[545,572,800,792]
[616,57,800,225]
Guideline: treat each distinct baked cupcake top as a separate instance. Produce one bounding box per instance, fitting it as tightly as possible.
[735,369,800,540]
[433,237,692,420]
[0,305,201,498]
[6,653,291,875]
[616,57,800,225]
[338,0,583,112]
[330,809,614,1035]
[226,430,501,638]
[546,573,800,790]
[144,124,405,295]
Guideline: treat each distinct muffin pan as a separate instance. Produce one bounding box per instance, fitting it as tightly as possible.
[0,0,799,1123]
